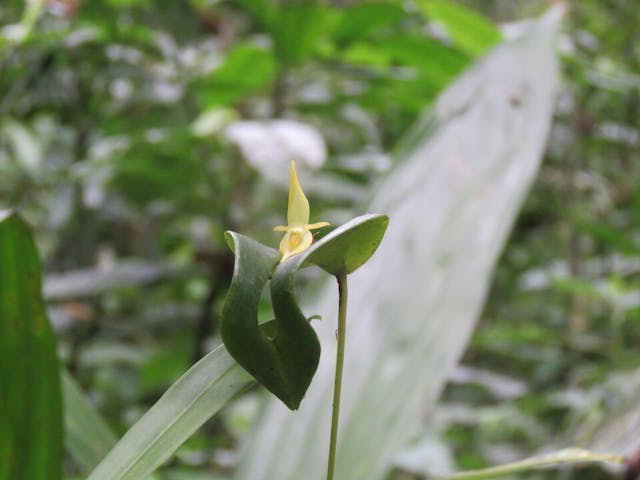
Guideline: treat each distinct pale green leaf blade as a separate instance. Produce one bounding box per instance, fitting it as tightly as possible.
[436,448,624,480]
[234,7,563,480]
[570,368,640,457]
[87,345,252,480]
[62,370,118,474]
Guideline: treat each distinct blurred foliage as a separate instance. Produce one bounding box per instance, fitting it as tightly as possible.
[436,1,640,479]
[1,0,639,478]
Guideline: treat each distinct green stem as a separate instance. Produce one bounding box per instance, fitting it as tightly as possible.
[326,273,348,480]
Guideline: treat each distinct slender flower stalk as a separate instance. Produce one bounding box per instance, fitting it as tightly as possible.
[326,273,348,480]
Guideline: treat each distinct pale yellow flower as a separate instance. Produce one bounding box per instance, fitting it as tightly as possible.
[274,162,329,262]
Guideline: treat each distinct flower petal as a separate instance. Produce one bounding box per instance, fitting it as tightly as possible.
[287,161,310,227]
[306,222,330,230]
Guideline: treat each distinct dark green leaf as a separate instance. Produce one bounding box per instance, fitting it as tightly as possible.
[219,234,298,405]
[0,211,62,480]
[331,2,405,46]
[220,232,323,410]
[271,4,329,65]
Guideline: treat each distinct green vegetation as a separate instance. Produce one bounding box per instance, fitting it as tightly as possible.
[1,1,639,479]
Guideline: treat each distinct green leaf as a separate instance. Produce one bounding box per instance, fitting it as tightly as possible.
[270,3,329,65]
[436,448,624,480]
[271,214,387,404]
[304,214,389,276]
[380,34,470,81]
[577,218,640,254]
[62,341,175,480]
[550,277,603,299]
[331,2,406,46]
[0,211,62,480]
[220,233,299,406]
[87,344,252,480]
[62,370,118,474]
[233,0,275,28]
[265,252,322,409]
[200,43,276,107]
[356,33,470,109]
[339,33,470,114]
[418,0,502,56]
[221,214,388,409]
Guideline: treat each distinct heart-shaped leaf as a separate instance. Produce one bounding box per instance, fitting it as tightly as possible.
[303,213,389,276]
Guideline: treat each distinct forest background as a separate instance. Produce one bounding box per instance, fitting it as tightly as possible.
[1,0,639,479]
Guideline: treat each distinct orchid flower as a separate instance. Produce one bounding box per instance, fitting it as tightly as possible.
[274,162,329,262]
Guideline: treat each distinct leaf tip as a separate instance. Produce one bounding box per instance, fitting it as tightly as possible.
[223,231,236,253]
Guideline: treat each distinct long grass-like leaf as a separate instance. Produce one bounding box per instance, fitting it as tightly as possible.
[87,344,252,480]
[0,211,62,480]
[437,448,624,480]
[62,370,118,474]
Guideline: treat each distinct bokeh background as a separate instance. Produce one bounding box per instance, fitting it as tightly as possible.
[1,0,639,479]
